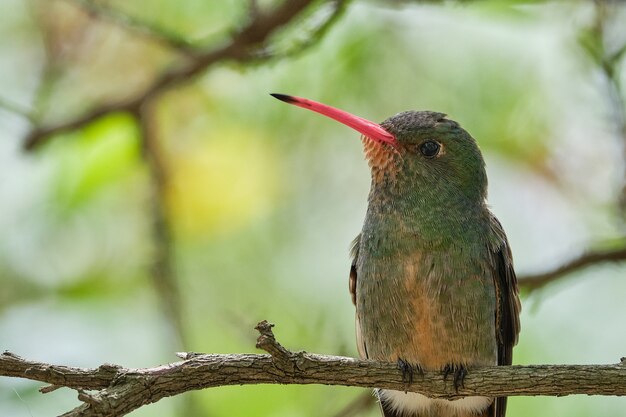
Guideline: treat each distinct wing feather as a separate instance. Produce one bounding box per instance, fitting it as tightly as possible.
[349,234,361,307]
[490,217,521,417]
[350,234,368,358]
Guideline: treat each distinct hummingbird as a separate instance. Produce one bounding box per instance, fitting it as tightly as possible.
[271,93,521,417]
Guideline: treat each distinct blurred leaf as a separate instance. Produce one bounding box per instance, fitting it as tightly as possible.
[48,113,141,211]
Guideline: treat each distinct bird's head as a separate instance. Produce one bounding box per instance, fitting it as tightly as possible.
[271,94,488,205]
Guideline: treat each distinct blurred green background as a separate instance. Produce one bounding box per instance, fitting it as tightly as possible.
[1,0,626,416]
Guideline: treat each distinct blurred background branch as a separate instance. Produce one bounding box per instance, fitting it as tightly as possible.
[332,391,376,417]
[0,96,36,123]
[581,1,626,216]
[138,100,184,346]
[69,0,196,52]
[19,0,347,342]
[22,0,347,150]
[517,243,626,293]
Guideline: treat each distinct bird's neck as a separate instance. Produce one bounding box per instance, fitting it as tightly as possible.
[362,174,488,256]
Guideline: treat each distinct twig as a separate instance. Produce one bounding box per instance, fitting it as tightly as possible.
[0,96,35,122]
[585,2,626,215]
[67,0,195,52]
[23,0,323,150]
[517,245,626,292]
[255,320,293,361]
[138,101,186,348]
[1,322,626,417]
[253,0,350,62]
[27,0,66,125]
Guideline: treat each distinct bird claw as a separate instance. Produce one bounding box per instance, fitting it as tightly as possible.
[442,364,467,392]
[415,363,424,376]
[397,358,424,392]
[398,358,414,386]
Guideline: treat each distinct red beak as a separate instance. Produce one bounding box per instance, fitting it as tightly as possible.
[271,94,398,148]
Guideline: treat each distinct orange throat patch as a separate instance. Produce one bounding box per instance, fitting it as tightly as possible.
[361,135,400,183]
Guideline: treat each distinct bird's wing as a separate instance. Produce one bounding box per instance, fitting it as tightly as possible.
[490,217,522,417]
[349,234,360,306]
[350,234,368,359]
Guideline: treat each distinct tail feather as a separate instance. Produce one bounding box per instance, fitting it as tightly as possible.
[484,401,495,417]
[494,397,507,417]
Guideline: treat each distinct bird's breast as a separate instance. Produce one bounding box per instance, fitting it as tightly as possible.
[355,242,497,370]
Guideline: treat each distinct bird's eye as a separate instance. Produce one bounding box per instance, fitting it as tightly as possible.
[419,141,441,158]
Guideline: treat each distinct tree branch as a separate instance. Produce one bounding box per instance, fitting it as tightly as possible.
[517,244,626,292]
[1,321,626,417]
[23,0,325,150]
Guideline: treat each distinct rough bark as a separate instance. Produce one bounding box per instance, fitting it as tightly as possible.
[1,321,625,417]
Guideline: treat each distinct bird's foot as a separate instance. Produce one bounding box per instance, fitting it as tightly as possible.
[397,358,414,385]
[442,363,467,392]
[397,358,423,392]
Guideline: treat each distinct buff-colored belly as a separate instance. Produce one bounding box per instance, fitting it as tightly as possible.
[355,252,497,369]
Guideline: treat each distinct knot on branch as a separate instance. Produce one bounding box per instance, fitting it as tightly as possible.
[98,363,123,377]
[78,389,102,406]
[255,320,298,374]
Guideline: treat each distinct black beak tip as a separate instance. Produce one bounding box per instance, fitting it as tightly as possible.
[270,93,296,104]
